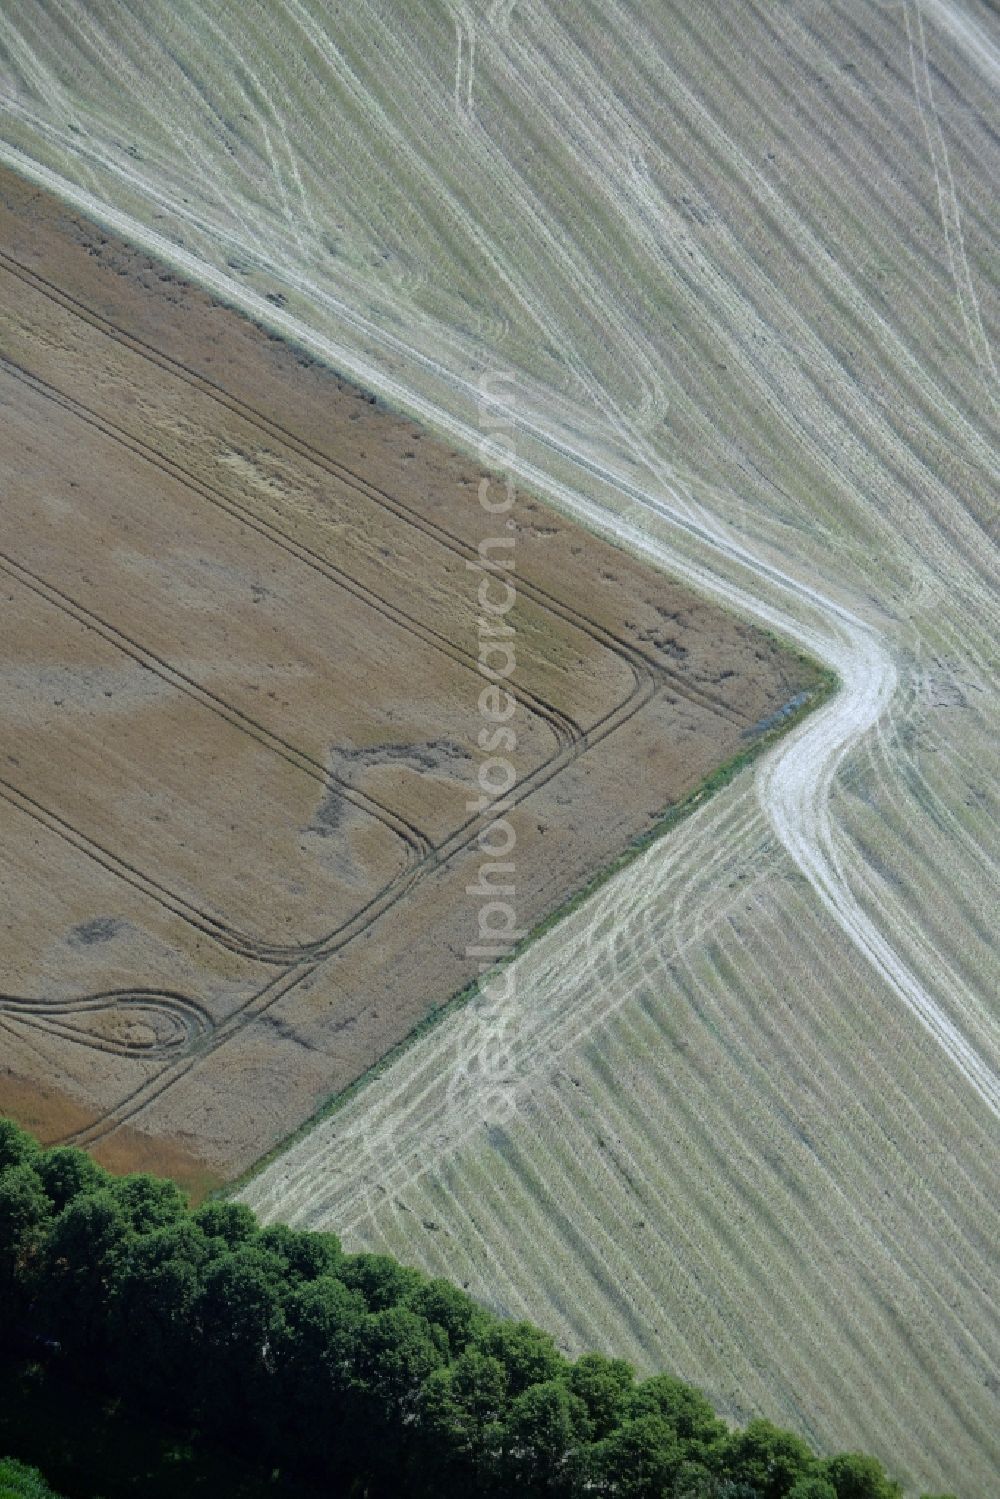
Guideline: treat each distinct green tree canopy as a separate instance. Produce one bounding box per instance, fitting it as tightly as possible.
[0,1166,51,1290]
[823,1452,904,1499]
[0,1122,38,1174]
[725,1419,819,1499]
[0,1124,929,1499]
[0,1457,64,1499]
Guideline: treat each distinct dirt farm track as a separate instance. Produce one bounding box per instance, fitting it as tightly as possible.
[0,167,816,1189]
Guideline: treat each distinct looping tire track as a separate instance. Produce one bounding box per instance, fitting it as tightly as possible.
[0,987,212,1059]
[2,136,994,1138]
[0,246,762,1138]
[0,17,994,1488]
[65,964,316,1148]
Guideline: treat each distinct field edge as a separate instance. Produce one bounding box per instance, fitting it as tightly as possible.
[224,661,838,1203]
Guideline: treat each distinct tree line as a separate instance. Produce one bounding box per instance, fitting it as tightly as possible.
[0,1120,955,1498]
[0,1457,63,1499]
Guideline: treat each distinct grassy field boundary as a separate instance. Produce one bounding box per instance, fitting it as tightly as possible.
[226,659,838,1199]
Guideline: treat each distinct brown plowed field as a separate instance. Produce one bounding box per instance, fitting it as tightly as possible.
[0,167,819,1189]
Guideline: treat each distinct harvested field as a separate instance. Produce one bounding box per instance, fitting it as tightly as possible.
[2,3,998,1494]
[0,167,818,1186]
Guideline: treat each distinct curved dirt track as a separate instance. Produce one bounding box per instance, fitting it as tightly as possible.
[0,139,992,1114]
[2,2,998,1492]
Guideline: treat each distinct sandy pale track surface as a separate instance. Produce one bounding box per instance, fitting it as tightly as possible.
[0,168,808,1190]
[0,2,998,1492]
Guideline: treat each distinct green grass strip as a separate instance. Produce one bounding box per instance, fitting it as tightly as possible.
[227,659,838,1198]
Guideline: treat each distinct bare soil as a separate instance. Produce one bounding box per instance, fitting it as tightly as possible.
[0,166,820,1189]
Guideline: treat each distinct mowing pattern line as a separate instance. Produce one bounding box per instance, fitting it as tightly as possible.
[0,247,758,1143]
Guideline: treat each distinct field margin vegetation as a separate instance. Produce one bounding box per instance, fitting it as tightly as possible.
[228,662,837,1200]
[0,1117,950,1499]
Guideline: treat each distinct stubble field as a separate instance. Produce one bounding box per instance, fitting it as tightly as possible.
[0,2,998,1494]
[0,167,815,1190]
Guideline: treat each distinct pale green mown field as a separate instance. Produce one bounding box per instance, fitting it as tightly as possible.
[1,2,997,1492]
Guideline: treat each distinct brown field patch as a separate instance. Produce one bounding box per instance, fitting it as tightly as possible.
[0,166,820,1189]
